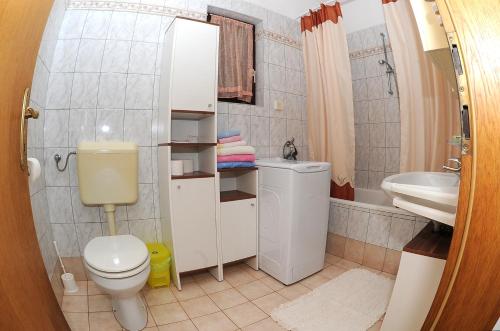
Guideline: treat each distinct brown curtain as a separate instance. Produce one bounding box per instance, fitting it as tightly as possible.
[210,15,254,103]
[301,3,355,201]
[382,0,460,172]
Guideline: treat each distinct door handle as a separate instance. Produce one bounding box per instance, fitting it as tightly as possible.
[20,88,39,171]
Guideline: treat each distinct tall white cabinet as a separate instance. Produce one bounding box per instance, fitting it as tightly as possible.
[158,17,258,290]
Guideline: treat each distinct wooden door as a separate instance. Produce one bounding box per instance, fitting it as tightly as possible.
[171,18,219,112]
[422,0,500,330]
[170,178,218,272]
[0,1,69,330]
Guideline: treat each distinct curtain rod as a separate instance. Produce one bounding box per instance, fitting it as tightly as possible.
[297,0,356,20]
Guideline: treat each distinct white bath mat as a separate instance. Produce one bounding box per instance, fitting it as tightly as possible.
[271,269,395,331]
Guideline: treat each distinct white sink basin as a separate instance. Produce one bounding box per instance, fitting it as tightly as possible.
[381,172,459,227]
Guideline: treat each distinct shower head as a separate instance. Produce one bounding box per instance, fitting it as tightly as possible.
[379,59,394,73]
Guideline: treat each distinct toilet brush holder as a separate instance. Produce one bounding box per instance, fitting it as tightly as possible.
[61,273,79,294]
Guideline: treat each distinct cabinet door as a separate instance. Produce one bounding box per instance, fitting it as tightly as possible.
[171,19,218,112]
[382,252,446,331]
[221,199,257,264]
[171,178,217,272]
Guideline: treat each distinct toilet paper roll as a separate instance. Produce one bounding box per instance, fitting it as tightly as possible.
[171,160,184,176]
[27,157,41,182]
[182,159,194,174]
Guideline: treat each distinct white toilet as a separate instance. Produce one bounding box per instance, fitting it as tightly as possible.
[77,142,151,331]
[84,235,150,330]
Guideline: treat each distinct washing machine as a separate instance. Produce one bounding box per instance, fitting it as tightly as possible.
[256,158,331,285]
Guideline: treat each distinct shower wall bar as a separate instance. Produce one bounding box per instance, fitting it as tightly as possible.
[379,32,395,95]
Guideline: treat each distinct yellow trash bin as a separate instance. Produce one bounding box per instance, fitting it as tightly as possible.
[146,243,171,288]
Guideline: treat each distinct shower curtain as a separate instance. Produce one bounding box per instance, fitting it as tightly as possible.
[382,0,459,172]
[301,3,355,200]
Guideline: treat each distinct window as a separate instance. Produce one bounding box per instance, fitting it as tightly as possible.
[208,14,256,105]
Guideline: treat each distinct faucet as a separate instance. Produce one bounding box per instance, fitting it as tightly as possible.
[283,138,298,160]
[443,158,462,172]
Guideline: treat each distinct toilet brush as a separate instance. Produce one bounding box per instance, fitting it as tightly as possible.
[53,241,79,294]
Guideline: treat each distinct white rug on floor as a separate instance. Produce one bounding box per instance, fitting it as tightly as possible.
[271,269,395,331]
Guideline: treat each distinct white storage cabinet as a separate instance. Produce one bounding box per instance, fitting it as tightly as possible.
[158,17,220,289]
[219,169,259,268]
[158,17,259,289]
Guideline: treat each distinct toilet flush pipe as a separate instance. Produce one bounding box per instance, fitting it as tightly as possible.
[104,204,116,235]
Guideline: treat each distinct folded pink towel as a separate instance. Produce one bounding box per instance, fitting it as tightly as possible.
[218,154,256,163]
[219,135,241,144]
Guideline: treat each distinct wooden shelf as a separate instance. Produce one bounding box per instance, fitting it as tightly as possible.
[218,167,258,173]
[171,109,215,120]
[160,142,217,147]
[220,190,256,203]
[403,223,452,260]
[171,171,215,180]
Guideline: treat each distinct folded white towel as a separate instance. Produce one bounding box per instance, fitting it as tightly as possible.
[217,145,256,156]
[218,140,247,149]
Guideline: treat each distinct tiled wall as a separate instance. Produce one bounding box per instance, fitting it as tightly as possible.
[28,0,66,278]
[43,7,167,257]
[214,7,307,159]
[326,199,429,273]
[347,24,401,190]
[36,0,307,257]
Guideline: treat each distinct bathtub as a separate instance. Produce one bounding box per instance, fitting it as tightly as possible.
[329,188,428,251]
[331,188,414,217]
[353,188,393,207]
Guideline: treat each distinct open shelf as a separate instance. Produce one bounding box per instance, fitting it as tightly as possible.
[172,171,215,180]
[172,109,215,120]
[161,142,217,147]
[218,167,258,173]
[403,223,452,260]
[220,190,256,203]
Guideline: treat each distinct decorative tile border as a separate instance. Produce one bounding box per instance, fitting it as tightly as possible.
[67,0,208,21]
[349,45,392,60]
[256,30,302,49]
[67,0,302,49]
[67,1,393,53]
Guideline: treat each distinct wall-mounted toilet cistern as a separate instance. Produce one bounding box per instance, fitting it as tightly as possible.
[77,141,138,235]
[76,142,151,331]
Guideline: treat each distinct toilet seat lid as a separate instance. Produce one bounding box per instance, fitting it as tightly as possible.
[84,235,149,273]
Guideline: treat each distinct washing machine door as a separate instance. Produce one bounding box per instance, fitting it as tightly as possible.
[288,170,330,283]
[258,187,282,274]
[257,168,293,283]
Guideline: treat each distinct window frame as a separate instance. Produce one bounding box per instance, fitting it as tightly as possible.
[207,13,257,105]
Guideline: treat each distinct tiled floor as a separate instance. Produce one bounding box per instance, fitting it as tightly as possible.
[62,254,394,331]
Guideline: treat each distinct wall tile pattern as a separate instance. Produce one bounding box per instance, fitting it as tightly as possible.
[28,0,67,278]
[328,199,430,251]
[34,0,307,257]
[36,3,402,267]
[327,198,429,272]
[347,24,401,190]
